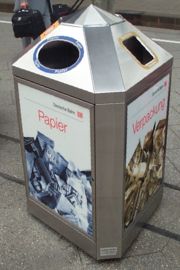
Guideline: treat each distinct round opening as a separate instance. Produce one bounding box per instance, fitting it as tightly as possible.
[38,40,80,70]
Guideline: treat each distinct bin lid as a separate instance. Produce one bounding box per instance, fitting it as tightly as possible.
[13,5,172,98]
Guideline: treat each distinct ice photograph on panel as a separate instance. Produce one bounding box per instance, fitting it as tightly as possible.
[24,132,93,236]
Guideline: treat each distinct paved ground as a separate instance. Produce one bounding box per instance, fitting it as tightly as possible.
[0,12,180,270]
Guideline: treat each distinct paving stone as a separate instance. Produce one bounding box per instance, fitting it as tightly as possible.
[125,229,168,257]
[149,188,180,234]
[119,252,174,270]
[84,252,170,270]
[168,107,180,126]
[171,51,180,59]
[0,137,23,180]
[166,128,180,150]
[169,73,178,93]
[162,44,180,54]
[0,180,83,270]
[0,61,9,71]
[169,90,180,114]
[172,69,180,80]
[170,124,180,138]
[164,157,180,187]
[0,79,15,105]
[0,103,19,139]
[0,30,21,63]
[173,58,180,69]
[166,148,180,170]
[0,175,6,185]
[171,78,180,93]
[140,27,180,41]
[157,44,180,56]
[162,239,180,269]
[0,69,13,80]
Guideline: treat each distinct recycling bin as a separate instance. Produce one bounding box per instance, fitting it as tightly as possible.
[12,5,173,260]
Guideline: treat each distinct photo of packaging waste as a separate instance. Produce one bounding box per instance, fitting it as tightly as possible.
[18,84,93,236]
[124,74,170,228]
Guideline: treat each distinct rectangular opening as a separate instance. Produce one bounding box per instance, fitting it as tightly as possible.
[123,36,154,65]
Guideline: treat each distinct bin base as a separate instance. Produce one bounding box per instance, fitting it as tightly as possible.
[122,185,163,255]
[26,185,163,260]
[27,197,97,259]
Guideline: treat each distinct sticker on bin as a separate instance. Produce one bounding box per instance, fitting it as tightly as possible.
[40,21,60,40]
[124,74,170,228]
[33,36,84,74]
[100,247,118,257]
[18,84,93,237]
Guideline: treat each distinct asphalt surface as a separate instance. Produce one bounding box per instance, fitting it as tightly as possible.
[0,11,180,270]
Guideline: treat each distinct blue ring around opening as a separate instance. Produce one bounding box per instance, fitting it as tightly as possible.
[33,36,84,74]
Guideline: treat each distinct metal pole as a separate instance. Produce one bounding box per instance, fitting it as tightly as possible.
[92,0,114,12]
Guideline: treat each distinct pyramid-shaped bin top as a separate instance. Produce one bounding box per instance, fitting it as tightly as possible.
[12,4,172,98]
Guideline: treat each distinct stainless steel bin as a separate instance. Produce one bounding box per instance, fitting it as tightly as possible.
[12,5,173,260]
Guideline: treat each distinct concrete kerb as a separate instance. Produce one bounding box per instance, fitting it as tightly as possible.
[117,10,180,30]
